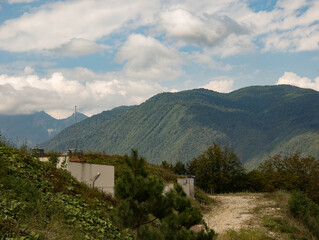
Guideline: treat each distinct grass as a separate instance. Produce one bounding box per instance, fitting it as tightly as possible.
[288,191,319,239]
[216,228,274,240]
[71,152,178,182]
[263,216,299,234]
[0,142,132,239]
[261,191,317,240]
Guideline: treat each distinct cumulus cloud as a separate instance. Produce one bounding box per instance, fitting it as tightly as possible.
[116,34,182,81]
[160,8,247,47]
[54,38,105,56]
[210,34,255,57]
[276,72,319,91]
[0,0,158,52]
[0,69,166,118]
[250,0,319,52]
[200,77,234,93]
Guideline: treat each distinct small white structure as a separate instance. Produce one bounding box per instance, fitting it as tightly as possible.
[163,176,195,199]
[177,176,195,198]
[68,161,114,196]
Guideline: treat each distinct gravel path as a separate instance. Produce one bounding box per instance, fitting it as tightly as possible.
[203,194,261,233]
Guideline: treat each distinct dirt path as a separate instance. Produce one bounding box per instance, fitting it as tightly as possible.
[203,193,276,234]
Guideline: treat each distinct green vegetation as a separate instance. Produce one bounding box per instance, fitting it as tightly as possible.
[41,85,319,168]
[187,143,245,194]
[260,191,318,240]
[288,191,319,239]
[217,228,273,240]
[0,140,131,239]
[113,150,215,240]
[72,151,177,182]
[263,216,299,234]
[258,153,319,203]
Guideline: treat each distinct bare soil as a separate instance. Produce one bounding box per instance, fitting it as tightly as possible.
[203,193,279,234]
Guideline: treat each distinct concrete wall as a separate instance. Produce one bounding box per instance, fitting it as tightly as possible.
[68,161,114,196]
[177,177,195,198]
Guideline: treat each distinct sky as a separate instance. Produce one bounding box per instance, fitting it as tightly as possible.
[0,0,318,118]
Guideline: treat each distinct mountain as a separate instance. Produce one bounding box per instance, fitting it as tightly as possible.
[39,105,135,150]
[41,85,319,169]
[0,111,87,146]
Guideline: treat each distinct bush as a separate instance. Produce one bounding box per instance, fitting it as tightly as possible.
[288,191,319,238]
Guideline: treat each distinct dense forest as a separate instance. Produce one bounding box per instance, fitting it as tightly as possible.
[41,85,319,169]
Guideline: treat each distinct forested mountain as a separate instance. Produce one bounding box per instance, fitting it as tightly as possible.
[0,111,87,146]
[41,85,319,168]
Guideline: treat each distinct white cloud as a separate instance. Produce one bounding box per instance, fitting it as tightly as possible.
[200,77,234,93]
[210,34,255,57]
[276,72,319,91]
[24,66,34,75]
[7,0,38,3]
[190,51,232,70]
[160,8,247,47]
[0,0,158,52]
[0,69,166,118]
[116,34,182,81]
[54,38,105,56]
[250,0,319,52]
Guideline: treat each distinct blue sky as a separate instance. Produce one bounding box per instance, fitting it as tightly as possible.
[0,0,318,118]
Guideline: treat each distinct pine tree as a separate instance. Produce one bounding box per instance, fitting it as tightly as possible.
[113,150,215,240]
[114,150,170,240]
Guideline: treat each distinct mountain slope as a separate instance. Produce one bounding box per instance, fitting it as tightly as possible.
[41,85,319,168]
[0,111,87,146]
[0,141,130,239]
[40,105,135,150]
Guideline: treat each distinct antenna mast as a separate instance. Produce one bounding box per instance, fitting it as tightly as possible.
[75,105,78,150]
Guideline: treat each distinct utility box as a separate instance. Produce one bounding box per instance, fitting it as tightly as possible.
[68,161,114,196]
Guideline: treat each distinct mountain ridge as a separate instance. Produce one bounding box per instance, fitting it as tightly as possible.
[41,85,319,168]
[0,111,87,146]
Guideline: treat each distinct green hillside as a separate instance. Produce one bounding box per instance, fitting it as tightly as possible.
[0,111,87,146]
[41,85,319,168]
[0,141,131,239]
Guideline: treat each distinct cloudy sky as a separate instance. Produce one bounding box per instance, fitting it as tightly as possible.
[0,0,318,118]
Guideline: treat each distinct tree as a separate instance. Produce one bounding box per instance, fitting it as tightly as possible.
[258,153,319,203]
[188,143,245,193]
[48,151,60,167]
[173,161,187,175]
[159,184,215,240]
[161,160,174,171]
[114,150,215,240]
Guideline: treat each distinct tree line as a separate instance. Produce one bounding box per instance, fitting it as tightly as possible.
[161,142,319,204]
